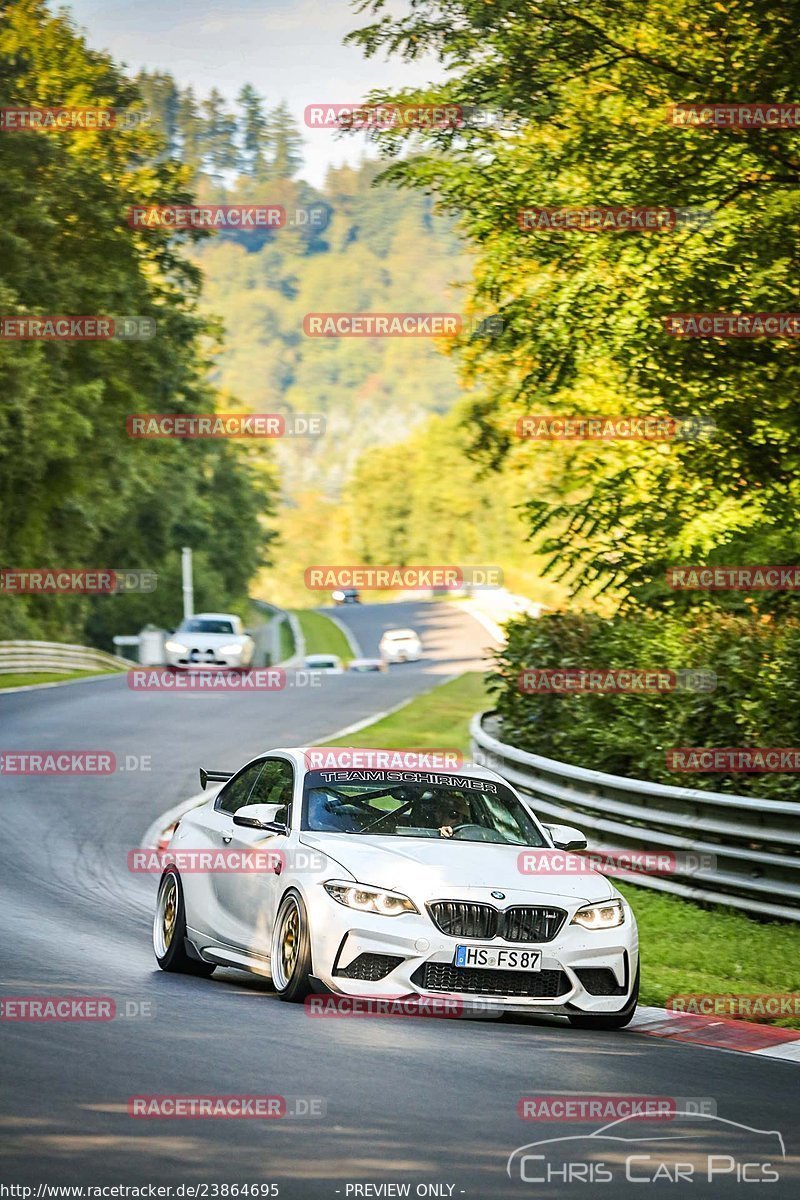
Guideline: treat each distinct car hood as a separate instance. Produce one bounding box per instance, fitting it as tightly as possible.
[299,832,615,904]
[176,631,244,645]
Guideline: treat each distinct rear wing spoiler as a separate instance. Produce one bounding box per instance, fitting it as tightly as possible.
[200,768,234,790]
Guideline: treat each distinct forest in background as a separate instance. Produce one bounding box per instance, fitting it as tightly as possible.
[134,65,555,606]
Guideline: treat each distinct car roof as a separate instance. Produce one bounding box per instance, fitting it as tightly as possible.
[304,653,341,662]
[381,628,417,638]
[253,748,507,784]
[185,612,240,621]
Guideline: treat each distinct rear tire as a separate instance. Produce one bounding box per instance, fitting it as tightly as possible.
[568,965,639,1030]
[271,890,314,1002]
[153,868,215,976]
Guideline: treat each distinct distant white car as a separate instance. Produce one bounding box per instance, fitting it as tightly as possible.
[303,654,344,674]
[164,613,255,669]
[379,628,423,663]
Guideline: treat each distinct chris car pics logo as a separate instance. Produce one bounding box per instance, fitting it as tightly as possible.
[507,1113,785,1185]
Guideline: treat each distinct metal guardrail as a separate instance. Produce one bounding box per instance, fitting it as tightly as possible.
[471,711,800,921]
[0,640,132,674]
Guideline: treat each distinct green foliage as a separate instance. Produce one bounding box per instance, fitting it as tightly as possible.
[344,407,567,603]
[0,0,274,647]
[489,610,800,799]
[194,161,467,497]
[347,0,800,611]
[294,610,353,662]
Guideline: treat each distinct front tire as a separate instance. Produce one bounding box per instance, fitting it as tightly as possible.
[271,890,314,1002]
[153,868,215,976]
[567,965,639,1030]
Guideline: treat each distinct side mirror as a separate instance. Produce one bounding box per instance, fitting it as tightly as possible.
[544,823,588,851]
[233,802,288,832]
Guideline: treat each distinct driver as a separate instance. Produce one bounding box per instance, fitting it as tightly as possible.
[428,790,471,837]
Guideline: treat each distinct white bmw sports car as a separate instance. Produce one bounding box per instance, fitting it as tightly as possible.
[164,613,255,670]
[153,750,639,1028]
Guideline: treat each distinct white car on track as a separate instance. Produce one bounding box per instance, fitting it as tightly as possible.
[153,749,639,1028]
[379,628,423,663]
[164,613,255,669]
[303,654,344,674]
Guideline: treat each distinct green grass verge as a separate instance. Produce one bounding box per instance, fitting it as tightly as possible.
[323,670,489,754]
[294,609,354,662]
[317,671,800,1024]
[615,883,800,1023]
[0,668,119,689]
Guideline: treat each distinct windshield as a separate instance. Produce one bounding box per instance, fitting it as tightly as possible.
[179,618,235,634]
[302,769,547,845]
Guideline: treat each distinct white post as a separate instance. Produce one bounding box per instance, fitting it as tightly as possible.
[181,547,194,620]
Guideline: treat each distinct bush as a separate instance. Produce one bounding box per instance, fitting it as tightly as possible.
[488,610,800,800]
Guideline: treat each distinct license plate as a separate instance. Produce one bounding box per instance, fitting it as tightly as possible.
[454,945,541,971]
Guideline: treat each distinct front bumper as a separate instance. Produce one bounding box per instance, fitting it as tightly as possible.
[308,897,638,1016]
[165,647,248,668]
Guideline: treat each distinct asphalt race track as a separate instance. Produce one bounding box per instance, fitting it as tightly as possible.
[1,602,798,1198]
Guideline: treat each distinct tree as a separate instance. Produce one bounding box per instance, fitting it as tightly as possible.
[268,101,303,179]
[200,87,239,181]
[0,0,275,645]
[346,0,800,612]
[237,83,270,177]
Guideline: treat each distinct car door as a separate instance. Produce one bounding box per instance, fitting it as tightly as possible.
[211,756,295,958]
[180,759,266,944]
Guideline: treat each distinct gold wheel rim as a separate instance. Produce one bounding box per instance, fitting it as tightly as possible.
[154,874,179,958]
[281,906,299,978]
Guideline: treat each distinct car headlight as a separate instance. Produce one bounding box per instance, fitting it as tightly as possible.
[217,642,243,655]
[323,879,418,916]
[571,898,625,930]
[164,640,187,654]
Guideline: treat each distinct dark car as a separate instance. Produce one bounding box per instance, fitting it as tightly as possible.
[331,588,360,604]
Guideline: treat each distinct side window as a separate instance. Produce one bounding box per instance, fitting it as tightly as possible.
[249,758,294,823]
[216,761,265,815]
